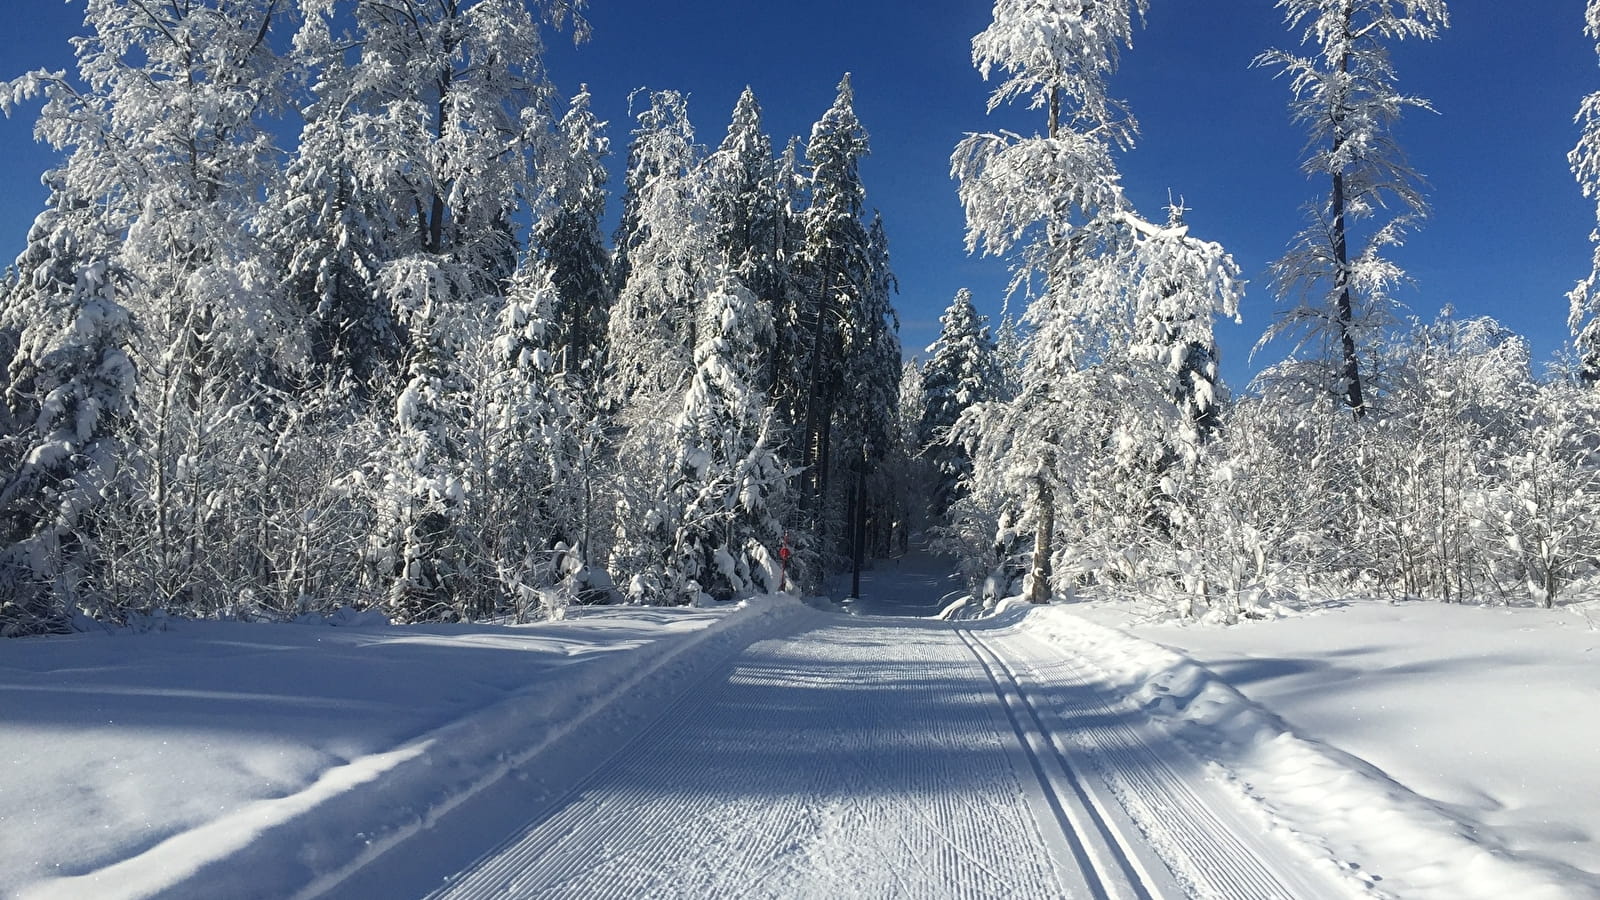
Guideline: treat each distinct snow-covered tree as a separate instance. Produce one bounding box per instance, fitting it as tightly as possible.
[452,263,582,618]
[3,0,310,617]
[265,23,403,398]
[707,89,778,277]
[1339,314,1506,601]
[605,90,710,405]
[890,358,933,552]
[1254,0,1449,415]
[1570,0,1600,383]
[668,275,789,602]
[796,74,875,550]
[0,188,133,634]
[1494,379,1600,608]
[707,88,804,409]
[952,0,1144,604]
[767,136,814,449]
[538,85,614,384]
[841,213,903,562]
[603,91,724,600]
[303,0,574,620]
[1128,201,1240,450]
[920,288,1003,516]
[952,0,1244,605]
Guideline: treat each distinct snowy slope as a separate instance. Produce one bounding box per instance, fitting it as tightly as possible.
[4,590,1349,900]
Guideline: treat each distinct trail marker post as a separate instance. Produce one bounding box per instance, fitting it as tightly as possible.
[778,532,791,593]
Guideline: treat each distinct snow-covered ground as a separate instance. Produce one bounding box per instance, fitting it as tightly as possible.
[0,600,812,899]
[4,570,1599,899]
[1057,598,1600,899]
[835,549,967,617]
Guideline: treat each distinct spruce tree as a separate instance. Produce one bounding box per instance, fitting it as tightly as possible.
[797,75,874,552]
[539,86,614,384]
[920,289,1003,517]
[670,275,789,601]
[0,188,133,634]
[1255,0,1449,415]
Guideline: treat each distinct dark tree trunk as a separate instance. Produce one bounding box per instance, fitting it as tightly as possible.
[1330,26,1365,418]
[1029,477,1054,604]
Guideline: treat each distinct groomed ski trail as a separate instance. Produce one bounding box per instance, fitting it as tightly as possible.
[353,613,1341,900]
[969,621,1342,899]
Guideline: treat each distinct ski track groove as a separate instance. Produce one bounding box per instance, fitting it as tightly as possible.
[992,626,1323,900]
[408,613,1341,900]
[428,614,1075,896]
[425,629,775,899]
[958,625,1156,900]
[426,618,1063,899]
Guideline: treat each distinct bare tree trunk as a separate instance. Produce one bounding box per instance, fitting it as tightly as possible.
[1028,477,1054,604]
[1330,167,1364,417]
[849,465,864,598]
[801,258,833,513]
[1330,21,1365,418]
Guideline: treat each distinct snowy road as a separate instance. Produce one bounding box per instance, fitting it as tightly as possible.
[336,615,1336,900]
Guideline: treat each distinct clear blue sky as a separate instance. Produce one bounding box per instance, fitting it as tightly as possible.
[1,2,1594,389]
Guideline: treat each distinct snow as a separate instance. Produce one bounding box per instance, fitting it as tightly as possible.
[835,549,966,617]
[0,599,808,899]
[1047,598,1600,899]
[5,573,1599,899]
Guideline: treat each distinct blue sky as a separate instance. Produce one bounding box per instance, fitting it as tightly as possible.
[1,2,1595,389]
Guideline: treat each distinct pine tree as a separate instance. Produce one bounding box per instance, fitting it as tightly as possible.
[266,20,404,398]
[604,90,709,405]
[456,262,580,618]
[1571,0,1600,383]
[603,91,724,601]
[0,187,133,634]
[706,88,801,406]
[1125,201,1242,455]
[316,0,571,620]
[538,85,614,384]
[708,89,778,274]
[669,275,789,601]
[1255,0,1449,415]
[843,213,904,561]
[920,289,1003,517]
[797,75,874,550]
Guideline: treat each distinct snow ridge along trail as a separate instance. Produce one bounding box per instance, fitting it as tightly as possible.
[971,621,1339,899]
[376,614,1343,900]
[955,626,1176,900]
[421,617,1065,899]
[24,599,815,900]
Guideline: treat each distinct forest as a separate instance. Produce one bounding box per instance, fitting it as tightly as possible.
[3,0,1600,638]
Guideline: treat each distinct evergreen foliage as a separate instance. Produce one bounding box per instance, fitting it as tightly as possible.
[1254,0,1450,414]
[919,288,1003,517]
[1,0,1594,637]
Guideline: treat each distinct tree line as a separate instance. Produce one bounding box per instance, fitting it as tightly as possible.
[918,0,1600,619]
[0,0,904,635]
[8,0,1600,637]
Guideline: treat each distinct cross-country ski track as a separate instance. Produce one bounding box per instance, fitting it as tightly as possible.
[320,611,1337,900]
[14,563,1600,900]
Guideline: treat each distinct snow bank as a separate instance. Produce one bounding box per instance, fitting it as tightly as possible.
[1016,604,1600,900]
[2,596,817,900]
